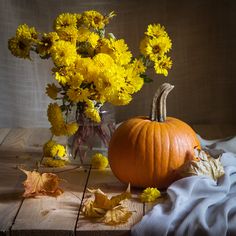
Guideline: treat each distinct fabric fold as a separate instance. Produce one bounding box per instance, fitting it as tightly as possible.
[132,136,236,236]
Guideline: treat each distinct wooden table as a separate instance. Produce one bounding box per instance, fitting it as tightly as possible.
[1,125,236,236]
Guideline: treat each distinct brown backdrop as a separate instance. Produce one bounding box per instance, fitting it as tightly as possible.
[0,0,236,127]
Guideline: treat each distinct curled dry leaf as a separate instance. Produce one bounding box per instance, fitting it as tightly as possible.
[179,148,225,181]
[102,205,132,225]
[82,184,132,225]
[20,168,63,198]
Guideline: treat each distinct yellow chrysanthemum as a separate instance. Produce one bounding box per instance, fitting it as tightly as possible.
[110,91,132,106]
[46,83,59,99]
[77,27,100,48]
[43,140,56,157]
[154,56,173,76]
[139,36,149,56]
[145,36,172,61]
[84,105,101,123]
[98,38,132,65]
[82,10,106,30]
[16,24,38,42]
[64,122,79,136]
[67,87,90,103]
[50,125,66,136]
[51,40,77,67]
[145,24,167,38]
[131,59,146,74]
[52,66,70,85]
[68,73,84,88]
[42,157,67,167]
[74,57,100,83]
[37,32,59,57]
[93,53,114,70]
[8,36,31,59]
[57,26,78,44]
[140,187,161,202]
[54,13,77,31]
[50,144,66,158]
[91,153,108,169]
[47,103,64,128]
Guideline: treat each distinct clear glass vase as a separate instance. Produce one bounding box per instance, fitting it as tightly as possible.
[67,104,116,165]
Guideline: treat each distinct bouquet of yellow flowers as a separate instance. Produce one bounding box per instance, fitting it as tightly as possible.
[8,10,172,166]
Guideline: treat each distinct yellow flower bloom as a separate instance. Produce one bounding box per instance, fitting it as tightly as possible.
[82,10,106,30]
[42,157,67,167]
[110,91,132,106]
[37,32,59,57]
[98,38,132,65]
[57,26,78,44]
[84,105,101,123]
[145,24,167,38]
[145,36,172,61]
[51,144,66,158]
[52,66,70,85]
[68,73,84,88]
[47,103,64,129]
[46,83,59,99]
[77,27,100,48]
[91,153,108,169]
[54,13,77,31]
[140,187,161,202]
[67,87,90,103]
[139,36,149,56]
[8,36,31,59]
[64,122,79,136]
[51,40,77,67]
[154,56,173,76]
[93,53,114,70]
[16,24,38,42]
[43,140,56,157]
[74,57,100,83]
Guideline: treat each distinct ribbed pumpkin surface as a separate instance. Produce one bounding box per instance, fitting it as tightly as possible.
[108,116,200,189]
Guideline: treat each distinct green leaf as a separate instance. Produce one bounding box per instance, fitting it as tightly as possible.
[140,74,153,83]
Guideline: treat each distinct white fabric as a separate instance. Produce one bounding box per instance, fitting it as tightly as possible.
[132,135,236,236]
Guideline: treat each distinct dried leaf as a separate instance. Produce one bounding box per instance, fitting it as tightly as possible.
[82,184,132,225]
[20,168,63,197]
[82,198,106,218]
[102,205,132,225]
[179,148,225,181]
[88,183,131,210]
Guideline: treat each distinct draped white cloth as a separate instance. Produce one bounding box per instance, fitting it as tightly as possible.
[132,135,236,236]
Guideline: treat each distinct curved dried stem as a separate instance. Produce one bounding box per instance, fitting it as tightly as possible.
[150,83,174,122]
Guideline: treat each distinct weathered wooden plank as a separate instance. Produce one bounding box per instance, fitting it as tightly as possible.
[0,128,51,152]
[76,168,143,236]
[0,128,51,236]
[0,128,11,145]
[11,166,90,236]
[0,151,43,236]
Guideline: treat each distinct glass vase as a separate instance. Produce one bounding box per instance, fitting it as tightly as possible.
[67,104,116,165]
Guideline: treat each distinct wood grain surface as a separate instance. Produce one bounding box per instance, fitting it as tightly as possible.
[0,125,235,235]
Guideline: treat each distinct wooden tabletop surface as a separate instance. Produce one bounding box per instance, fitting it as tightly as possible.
[0,125,236,236]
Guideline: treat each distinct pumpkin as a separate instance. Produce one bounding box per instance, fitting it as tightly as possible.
[108,83,200,189]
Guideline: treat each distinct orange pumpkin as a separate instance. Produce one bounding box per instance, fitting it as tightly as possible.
[108,83,200,189]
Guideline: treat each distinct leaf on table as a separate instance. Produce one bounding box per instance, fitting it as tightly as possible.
[102,205,132,225]
[82,184,132,225]
[88,183,131,210]
[179,148,225,181]
[82,198,106,218]
[20,168,63,197]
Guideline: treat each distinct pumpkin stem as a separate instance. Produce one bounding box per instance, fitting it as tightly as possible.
[150,83,174,122]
